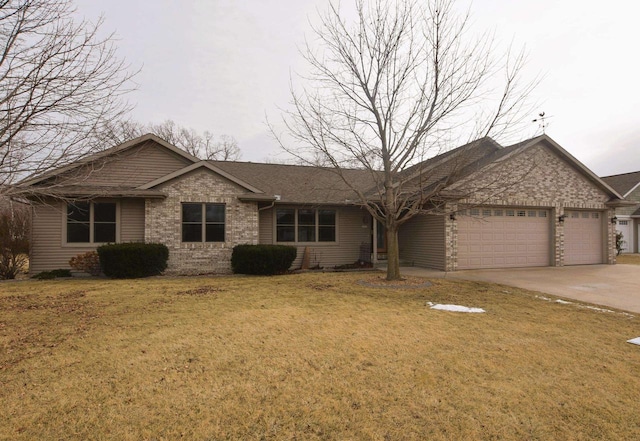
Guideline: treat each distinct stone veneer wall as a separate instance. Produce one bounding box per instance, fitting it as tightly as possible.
[145,170,258,274]
[444,143,616,271]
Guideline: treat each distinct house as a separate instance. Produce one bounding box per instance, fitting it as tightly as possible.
[14,133,626,275]
[601,171,640,253]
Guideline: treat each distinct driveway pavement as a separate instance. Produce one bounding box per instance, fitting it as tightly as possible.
[395,264,640,314]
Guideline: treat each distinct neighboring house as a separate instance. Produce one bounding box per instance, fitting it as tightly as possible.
[14,133,626,275]
[601,171,640,253]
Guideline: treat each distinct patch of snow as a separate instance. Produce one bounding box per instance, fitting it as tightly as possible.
[627,337,640,346]
[429,303,485,313]
[555,299,572,304]
[578,305,614,314]
[536,295,551,302]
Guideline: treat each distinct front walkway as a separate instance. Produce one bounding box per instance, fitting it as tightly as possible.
[385,264,640,314]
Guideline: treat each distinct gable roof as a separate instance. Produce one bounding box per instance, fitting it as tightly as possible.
[15,132,624,206]
[600,171,640,197]
[17,133,199,187]
[139,161,265,194]
[456,134,625,200]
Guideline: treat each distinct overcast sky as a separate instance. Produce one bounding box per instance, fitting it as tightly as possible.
[75,0,640,177]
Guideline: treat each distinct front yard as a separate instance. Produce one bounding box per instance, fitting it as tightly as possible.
[1,273,639,440]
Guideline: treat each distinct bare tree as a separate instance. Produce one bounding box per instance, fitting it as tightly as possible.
[275,0,536,280]
[0,0,136,195]
[102,119,242,161]
[0,198,30,279]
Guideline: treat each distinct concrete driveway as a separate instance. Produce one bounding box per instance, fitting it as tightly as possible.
[397,264,640,314]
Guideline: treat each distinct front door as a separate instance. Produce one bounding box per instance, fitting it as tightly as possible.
[376,220,387,254]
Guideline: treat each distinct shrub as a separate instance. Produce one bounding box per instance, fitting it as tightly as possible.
[231,244,297,275]
[69,251,101,276]
[97,243,169,278]
[0,206,30,280]
[32,269,72,280]
[616,231,625,256]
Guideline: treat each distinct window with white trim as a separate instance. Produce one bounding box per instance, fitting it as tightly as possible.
[67,201,116,243]
[182,203,225,242]
[276,208,336,243]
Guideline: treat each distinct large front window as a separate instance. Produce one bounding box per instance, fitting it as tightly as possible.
[67,202,116,243]
[182,203,225,242]
[276,208,336,243]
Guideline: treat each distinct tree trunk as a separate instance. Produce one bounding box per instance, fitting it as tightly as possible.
[386,224,401,281]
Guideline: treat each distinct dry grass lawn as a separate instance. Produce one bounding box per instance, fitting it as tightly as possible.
[1,272,640,440]
[617,254,640,265]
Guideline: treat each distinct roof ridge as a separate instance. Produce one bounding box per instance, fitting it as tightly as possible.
[208,159,372,172]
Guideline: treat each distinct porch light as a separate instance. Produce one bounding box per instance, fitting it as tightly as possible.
[611,216,617,224]
[558,214,566,223]
[449,213,456,221]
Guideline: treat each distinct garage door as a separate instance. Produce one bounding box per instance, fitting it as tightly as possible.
[457,208,551,270]
[564,211,603,265]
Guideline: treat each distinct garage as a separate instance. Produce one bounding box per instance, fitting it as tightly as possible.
[564,211,603,265]
[457,208,551,270]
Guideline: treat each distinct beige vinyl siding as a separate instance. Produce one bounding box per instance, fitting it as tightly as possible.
[259,206,371,269]
[258,208,273,244]
[30,198,146,273]
[51,141,192,188]
[398,214,446,270]
[120,199,145,242]
[617,185,640,216]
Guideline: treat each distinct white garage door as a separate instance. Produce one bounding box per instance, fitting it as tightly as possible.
[457,208,551,270]
[564,211,603,265]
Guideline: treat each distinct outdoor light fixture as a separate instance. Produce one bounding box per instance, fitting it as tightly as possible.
[612,216,618,224]
[450,213,456,221]
[558,214,566,223]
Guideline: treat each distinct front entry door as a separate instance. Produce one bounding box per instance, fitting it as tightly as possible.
[376,220,387,254]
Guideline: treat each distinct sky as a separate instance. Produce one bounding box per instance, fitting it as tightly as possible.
[74,0,640,177]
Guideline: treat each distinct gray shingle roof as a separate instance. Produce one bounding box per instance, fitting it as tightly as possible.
[209,161,380,204]
[601,171,640,196]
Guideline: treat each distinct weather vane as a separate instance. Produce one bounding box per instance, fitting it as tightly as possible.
[532,112,551,134]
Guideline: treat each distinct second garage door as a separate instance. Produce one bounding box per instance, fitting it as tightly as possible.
[457,208,551,270]
[564,211,603,265]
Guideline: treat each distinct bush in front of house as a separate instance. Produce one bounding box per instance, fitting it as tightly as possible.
[97,243,169,278]
[31,269,72,280]
[69,251,102,276]
[231,244,297,275]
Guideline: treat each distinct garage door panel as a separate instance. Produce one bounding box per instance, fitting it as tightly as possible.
[564,211,602,265]
[458,208,550,270]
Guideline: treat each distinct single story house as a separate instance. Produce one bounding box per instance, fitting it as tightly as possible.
[601,171,640,253]
[15,133,627,275]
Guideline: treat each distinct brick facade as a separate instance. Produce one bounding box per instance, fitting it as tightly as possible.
[145,170,258,275]
[444,143,616,271]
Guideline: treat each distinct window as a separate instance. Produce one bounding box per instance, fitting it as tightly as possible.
[528,210,537,217]
[493,210,503,216]
[67,202,116,243]
[482,209,492,217]
[619,220,628,226]
[517,210,526,217]
[318,210,336,242]
[276,208,336,242]
[182,203,225,242]
[539,211,548,218]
